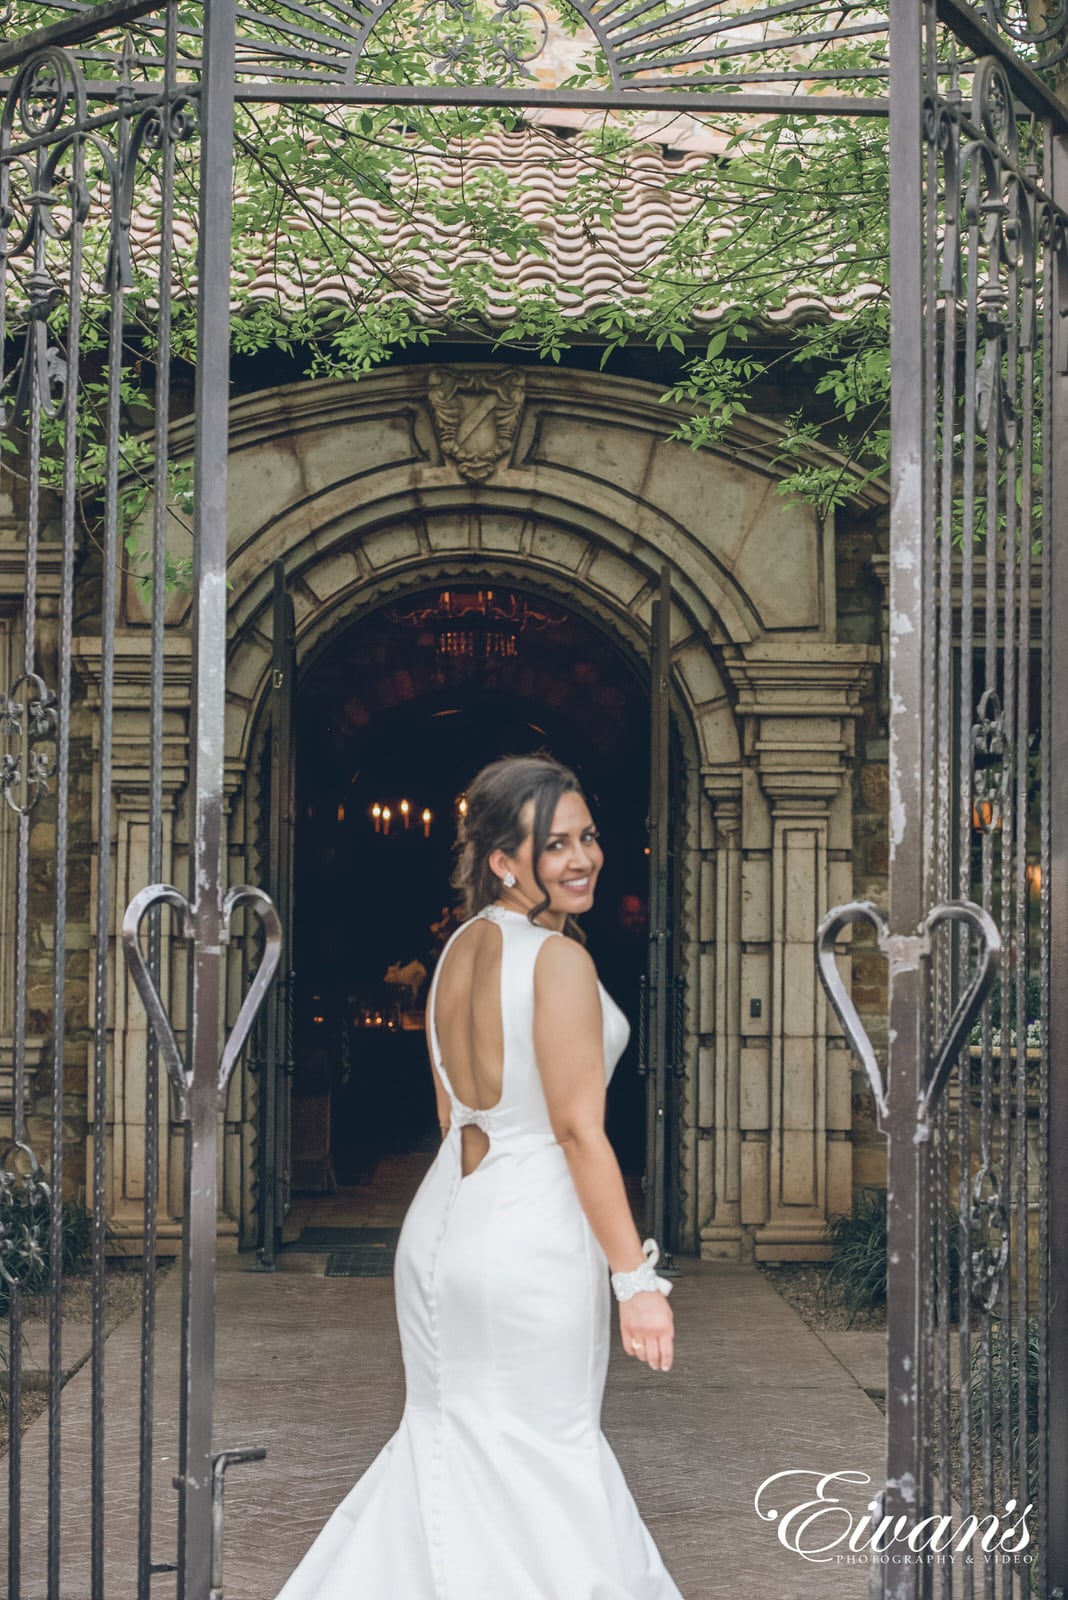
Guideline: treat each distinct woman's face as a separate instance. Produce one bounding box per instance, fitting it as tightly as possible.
[500,790,604,927]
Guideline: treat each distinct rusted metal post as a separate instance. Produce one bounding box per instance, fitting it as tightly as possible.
[885,0,927,1594]
[177,0,236,1593]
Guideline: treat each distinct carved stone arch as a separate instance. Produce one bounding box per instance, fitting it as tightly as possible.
[226,516,725,1250]
[227,533,735,780]
[187,366,877,1259]
[148,365,864,668]
[221,479,762,670]
[108,366,877,1259]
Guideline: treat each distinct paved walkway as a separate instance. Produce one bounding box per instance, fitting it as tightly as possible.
[3,1159,892,1600]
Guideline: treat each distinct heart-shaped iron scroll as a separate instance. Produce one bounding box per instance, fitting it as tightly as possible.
[816,901,892,1132]
[218,885,283,1100]
[122,883,282,1119]
[917,900,1000,1126]
[816,898,1000,1138]
[121,884,194,1113]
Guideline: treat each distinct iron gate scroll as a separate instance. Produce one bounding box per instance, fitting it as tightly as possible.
[0,2,280,1596]
[819,4,1068,1598]
[1,0,1067,1597]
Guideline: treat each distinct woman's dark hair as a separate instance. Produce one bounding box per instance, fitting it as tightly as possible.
[451,754,589,943]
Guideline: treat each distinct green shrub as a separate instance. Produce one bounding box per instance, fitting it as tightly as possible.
[1,1189,98,1415]
[822,1187,889,1323]
[0,1188,94,1316]
[822,1188,960,1325]
[969,972,1042,1051]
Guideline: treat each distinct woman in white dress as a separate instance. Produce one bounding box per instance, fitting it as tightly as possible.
[275,753,683,1600]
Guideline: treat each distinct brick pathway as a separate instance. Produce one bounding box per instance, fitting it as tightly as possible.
[3,1156,890,1600]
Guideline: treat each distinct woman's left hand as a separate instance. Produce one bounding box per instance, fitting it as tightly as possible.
[619,1291,674,1373]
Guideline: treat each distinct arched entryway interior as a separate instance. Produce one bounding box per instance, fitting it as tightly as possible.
[290,582,656,1192]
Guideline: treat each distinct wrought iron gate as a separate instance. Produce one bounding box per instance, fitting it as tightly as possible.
[0,0,1065,1595]
[817,4,1068,1597]
[0,5,281,1595]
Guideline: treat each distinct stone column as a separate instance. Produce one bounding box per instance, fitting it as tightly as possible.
[696,769,744,1258]
[722,641,876,1260]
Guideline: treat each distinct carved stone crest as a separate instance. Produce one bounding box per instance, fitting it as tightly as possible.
[427,368,525,482]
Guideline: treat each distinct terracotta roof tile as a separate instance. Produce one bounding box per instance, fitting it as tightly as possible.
[123,121,881,330]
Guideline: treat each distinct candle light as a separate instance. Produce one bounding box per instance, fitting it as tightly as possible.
[382,805,392,836]
[971,798,1001,833]
[337,802,346,824]
[372,802,382,833]
[400,798,410,829]
[458,794,468,818]
[422,807,432,838]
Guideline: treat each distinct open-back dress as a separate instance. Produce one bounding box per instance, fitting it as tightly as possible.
[274,901,684,1599]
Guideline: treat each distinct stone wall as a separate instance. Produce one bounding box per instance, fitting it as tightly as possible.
[835,528,890,1194]
[0,483,94,1204]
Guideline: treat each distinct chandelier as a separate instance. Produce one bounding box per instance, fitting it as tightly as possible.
[387,588,567,662]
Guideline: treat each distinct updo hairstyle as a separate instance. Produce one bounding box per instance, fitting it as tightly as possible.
[451,753,589,943]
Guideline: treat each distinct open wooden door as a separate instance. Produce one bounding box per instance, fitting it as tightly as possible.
[256,562,297,1267]
[641,568,685,1261]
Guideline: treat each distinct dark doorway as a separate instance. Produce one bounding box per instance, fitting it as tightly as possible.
[292,585,651,1185]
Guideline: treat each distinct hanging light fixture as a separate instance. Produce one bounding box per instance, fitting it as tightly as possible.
[387,587,567,662]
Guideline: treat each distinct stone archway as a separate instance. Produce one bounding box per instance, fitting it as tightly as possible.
[233,535,715,1251]
[90,365,879,1260]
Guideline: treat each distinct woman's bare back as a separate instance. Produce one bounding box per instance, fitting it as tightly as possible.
[433,918,505,1176]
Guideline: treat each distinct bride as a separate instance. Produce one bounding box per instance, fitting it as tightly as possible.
[275,753,683,1599]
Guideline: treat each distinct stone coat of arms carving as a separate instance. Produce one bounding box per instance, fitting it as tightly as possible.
[427,368,525,482]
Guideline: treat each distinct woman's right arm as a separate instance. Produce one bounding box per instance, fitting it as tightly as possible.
[533,935,674,1373]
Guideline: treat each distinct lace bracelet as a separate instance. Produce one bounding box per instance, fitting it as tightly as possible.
[610,1239,674,1302]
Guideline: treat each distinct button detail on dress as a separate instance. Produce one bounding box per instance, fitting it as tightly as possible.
[455,1105,492,1134]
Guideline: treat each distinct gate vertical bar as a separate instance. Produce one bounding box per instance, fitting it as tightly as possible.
[886,0,928,1592]
[1046,126,1068,1600]
[178,0,237,1593]
[90,72,133,1598]
[139,13,181,1595]
[47,117,85,1600]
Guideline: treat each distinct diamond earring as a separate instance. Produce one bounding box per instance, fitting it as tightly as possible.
[502,870,516,888]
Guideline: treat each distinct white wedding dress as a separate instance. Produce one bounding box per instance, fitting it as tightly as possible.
[275,902,684,1600]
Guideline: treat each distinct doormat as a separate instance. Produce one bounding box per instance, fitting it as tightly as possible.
[287,1226,400,1253]
[325,1244,397,1278]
